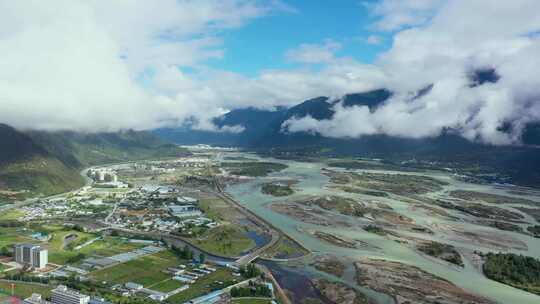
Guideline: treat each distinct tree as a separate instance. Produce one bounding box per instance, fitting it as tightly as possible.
[0,246,12,257]
[199,253,206,264]
[240,263,261,279]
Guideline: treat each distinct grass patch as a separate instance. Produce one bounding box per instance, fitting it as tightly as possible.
[450,190,537,206]
[147,279,184,293]
[45,227,95,265]
[0,281,52,299]
[330,171,447,196]
[222,162,287,177]
[188,226,255,257]
[0,228,35,249]
[198,197,231,222]
[165,268,235,303]
[263,237,308,259]
[0,210,24,221]
[77,237,143,257]
[0,156,84,199]
[90,250,182,286]
[261,183,294,197]
[300,196,365,217]
[417,241,463,267]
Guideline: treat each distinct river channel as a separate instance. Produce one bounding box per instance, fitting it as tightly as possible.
[221,152,540,304]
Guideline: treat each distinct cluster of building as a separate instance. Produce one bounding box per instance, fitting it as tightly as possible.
[20,197,109,221]
[133,157,211,172]
[173,157,209,168]
[81,245,163,271]
[14,243,48,270]
[168,264,217,284]
[168,197,202,218]
[24,285,97,304]
[88,168,128,188]
[103,186,218,233]
[88,168,117,183]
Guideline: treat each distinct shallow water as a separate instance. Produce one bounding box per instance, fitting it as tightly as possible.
[222,152,540,304]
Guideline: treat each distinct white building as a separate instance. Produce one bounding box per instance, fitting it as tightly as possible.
[168,205,202,218]
[51,285,90,304]
[14,244,48,269]
[24,294,51,304]
[176,196,198,204]
[125,282,143,291]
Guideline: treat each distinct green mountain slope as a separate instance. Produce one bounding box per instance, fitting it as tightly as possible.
[0,125,188,203]
[27,129,188,167]
[0,156,84,200]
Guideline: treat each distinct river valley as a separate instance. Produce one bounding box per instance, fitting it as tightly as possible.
[220,151,540,304]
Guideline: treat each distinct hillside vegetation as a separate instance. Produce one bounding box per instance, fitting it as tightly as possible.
[483,253,540,295]
[0,156,84,199]
[0,124,188,202]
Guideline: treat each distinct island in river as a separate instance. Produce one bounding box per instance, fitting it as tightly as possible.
[219,150,540,304]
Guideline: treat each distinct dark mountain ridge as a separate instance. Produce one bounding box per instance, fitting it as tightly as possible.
[156,88,540,187]
[0,124,48,165]
[0,125,187,201]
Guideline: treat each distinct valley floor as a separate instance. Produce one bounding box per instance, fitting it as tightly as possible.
[2,147,540,304]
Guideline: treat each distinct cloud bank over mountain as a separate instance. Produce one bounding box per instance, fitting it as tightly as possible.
[1,0,539,145]
[0,0,283,132]
[283,0,540,144]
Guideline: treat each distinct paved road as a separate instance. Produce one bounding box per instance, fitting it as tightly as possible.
[212,176,281,265]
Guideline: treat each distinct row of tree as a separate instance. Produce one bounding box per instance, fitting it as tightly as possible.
[171,244,206,263]
[230,281,272,298]
[239,263,261,279]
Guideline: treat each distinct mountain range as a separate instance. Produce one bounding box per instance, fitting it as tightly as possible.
[156,88,540,187]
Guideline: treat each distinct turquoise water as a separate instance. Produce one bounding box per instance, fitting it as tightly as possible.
[221,152,540,304]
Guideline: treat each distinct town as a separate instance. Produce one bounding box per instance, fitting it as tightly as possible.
[0,153,294,304]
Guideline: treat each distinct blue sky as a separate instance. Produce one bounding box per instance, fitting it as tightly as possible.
[210,0,392,76]
[5,0,540,144]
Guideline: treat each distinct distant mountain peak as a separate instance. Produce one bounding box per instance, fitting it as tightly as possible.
[340,89,392,110]
[469,68,500,87]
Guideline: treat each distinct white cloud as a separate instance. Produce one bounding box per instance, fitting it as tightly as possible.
[285,39,342,63]
[2,0,540,146]
[283,0,540,144]
[366,35,383,45]
[0,0,276,132]
[367,0,444,32]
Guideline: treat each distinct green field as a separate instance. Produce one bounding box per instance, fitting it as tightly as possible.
[263,237,308,259]
[0,210,24,221]
[198,197,230,222]
[189,225,255,257]
[0,222,141,266]
[0,227,35,249]
[165,268,236,303]
[0,281,52,299]
[40,225,95,264]
[147,279,185,293]
[0,156,84,199]
[90,250,237,303]
[261,183,294,197]
[90,250,182,286]
[77,237,143,257]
